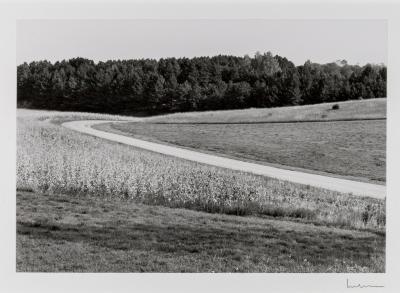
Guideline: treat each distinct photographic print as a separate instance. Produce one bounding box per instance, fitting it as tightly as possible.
[16,18,386,274]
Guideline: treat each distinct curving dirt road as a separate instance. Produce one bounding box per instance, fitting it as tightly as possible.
[62,120,386,199]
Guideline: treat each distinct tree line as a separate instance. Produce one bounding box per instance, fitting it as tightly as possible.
[17,52,386,115]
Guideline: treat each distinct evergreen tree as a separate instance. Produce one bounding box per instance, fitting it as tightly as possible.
[16,52,387,115]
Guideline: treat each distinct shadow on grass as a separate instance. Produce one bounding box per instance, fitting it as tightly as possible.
[16,191,385,272]
[17,217,383,270]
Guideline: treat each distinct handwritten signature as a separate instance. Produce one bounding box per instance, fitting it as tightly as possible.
[347,279,384,289]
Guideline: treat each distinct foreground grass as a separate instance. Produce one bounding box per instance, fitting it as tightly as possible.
[146,98,386,124]
[17,110,385,231]
[16,191,385,273]
[99,119,386,183]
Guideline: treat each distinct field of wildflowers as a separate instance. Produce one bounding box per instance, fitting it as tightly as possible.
[17,109,385,231]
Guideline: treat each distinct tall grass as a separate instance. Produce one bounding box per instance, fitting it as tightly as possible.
[17,110,385,230]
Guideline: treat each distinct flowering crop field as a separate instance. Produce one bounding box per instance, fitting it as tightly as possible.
[17,109,385,231]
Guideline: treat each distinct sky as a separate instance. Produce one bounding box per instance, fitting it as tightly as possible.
[17,19,387,66]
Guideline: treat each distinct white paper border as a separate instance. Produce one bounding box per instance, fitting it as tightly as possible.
[1,1,399,292]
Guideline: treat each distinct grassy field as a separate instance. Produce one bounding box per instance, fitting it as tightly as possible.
[99,119,386,183]
[17,191,384,273]
[146,98,386,124]
[16,109,385,272]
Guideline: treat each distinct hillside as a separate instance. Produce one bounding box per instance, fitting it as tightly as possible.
[146,98,386,124]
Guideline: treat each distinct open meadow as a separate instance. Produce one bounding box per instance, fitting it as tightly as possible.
[97,99,386,183]
[146,98,386,124]
[16,109,385,272]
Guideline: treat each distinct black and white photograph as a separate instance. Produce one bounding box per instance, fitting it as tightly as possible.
[1,0,400,292]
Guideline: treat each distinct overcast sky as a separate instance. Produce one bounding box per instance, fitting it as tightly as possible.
[17,19,387,66]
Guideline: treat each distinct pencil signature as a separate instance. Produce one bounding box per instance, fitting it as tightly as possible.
[347,279,384,289]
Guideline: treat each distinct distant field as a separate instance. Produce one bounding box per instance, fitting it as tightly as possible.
[101,119,386,183]
[146,98,386,124]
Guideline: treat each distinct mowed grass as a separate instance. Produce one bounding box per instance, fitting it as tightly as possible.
[16,109,385,272]
[146,98,386,124]
[100,119,386,183]
[17,191,385,273]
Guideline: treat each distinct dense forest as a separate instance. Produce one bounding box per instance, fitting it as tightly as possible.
[17,52,386,115]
